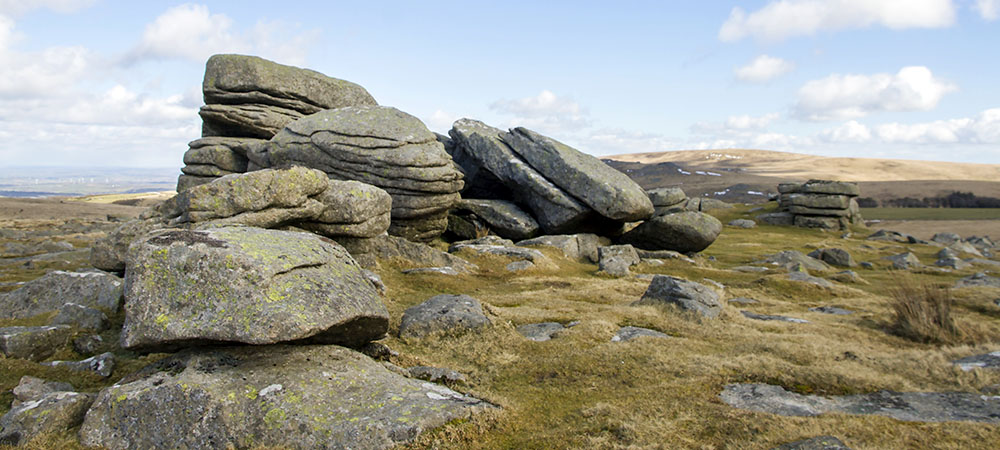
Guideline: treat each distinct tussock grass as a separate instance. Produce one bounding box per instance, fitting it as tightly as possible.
[887,277,967,345]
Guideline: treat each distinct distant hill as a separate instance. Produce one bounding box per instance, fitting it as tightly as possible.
[603,149,1000,204]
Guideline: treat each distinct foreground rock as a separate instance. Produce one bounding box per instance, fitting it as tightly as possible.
[399,294,492,338]
[266,106,463,241]
[0,270,123,319]
[619,211,722,253]
[122,227,387,350]
[79,345,491,449]
[448,199,540,240]
[723,383,1000,423]
[634,275,722,318]
[953,351,1000,371]
[199,54,376,139]
[11,377,74,407]
[0,326,72,361]
[0,391,95,446]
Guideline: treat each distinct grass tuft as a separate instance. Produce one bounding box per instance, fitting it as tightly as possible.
[887,277,964,344]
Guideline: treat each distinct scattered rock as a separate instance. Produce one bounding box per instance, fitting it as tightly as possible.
[647,187,687,210]
[611,326,670,342]
[955,273,1000,288]
[408,366,466,385]
[597,244,640,277]
[50,302,109,331]
[948,241,984,257]
[401,267,460,276]
[953,351,1000,371]
[827,270,867,284]
[885,252,922,270]
[516,322,570,342]
[931,232,962,246]
[79,345,492,449]
[399,294,492,338]
[517,233,608,263]
[506,260,534,272]
[0,391,95,446]
[936,256,971,270]
[733,266,770,273]
[758,250,831,272]
[728,219,756,229]
[450,236,548,263]
[634,275,722,318]
[72,335,104,356]
[43,352,116,378]
[721,383,1000,423]
[0,270,123,320]
[807,248,856,267]
[787,271,834,288]
[0,325,72,361]
[859,262,874,269]
[756,212,794,226]
[11,377,75,407]
[729,297,760,305]
[867,229,925,244]
[809,306,854,315]
[741,311,809,323]
[635,249,695,263]
[771,435,851,450]
[122,227,388,351]
[619,211,722,253]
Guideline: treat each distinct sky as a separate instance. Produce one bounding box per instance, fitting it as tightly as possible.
[0,0,998,168]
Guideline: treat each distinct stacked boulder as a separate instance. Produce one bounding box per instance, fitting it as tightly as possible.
[178,54,377,192]
[777,180,863,230]
[447,119,653,235]
[617,187,722,254]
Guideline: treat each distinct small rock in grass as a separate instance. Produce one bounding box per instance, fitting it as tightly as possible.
[611,326,670,342]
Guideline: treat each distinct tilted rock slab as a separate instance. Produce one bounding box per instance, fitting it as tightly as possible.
[0,270,123,319]
[121,227,388,351]
[619,211,722,253]
[267,106,463,242]
[200,54,376,139]
[79,345,492,450]
[450,199,540,240]
[634,275,722,318]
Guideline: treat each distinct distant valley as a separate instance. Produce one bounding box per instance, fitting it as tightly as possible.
[0,167,178,198]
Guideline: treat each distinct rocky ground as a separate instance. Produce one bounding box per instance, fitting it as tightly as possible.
[1,196,999,449]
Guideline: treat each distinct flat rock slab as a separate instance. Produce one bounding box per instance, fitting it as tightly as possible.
[399,294,491,339]
[517,233,607,263]
[771,435,851,450]
[401,267,461,276]
[788,271,834,288]
[809,306,854,315]
[0,270,123,319]
[634,275,722,318]
[611,326,670,342]
[729,297,760,305]
[79,345,492,450]
[516,322,570,342]
[122,227,387,351]
[741,311,809,324]
[954,351,1000,371]
[452,199,540,240]
[721,383,1000,423]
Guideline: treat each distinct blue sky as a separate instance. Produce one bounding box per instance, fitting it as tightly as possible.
[0,0,997,167]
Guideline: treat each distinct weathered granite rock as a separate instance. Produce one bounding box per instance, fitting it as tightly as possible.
[936,256,971,270]
[597,245,640,277]
[793,215,843,230]
[72,335,104,356]
[50,302,109,331]
[955,273,1000,288]
[500,127,653,222]
[506,260,534,272]
[336,234,476,273]
[267,106,463,242]
[757,251,831,272]
[771,436,851,450]
[401,267,461,276]
[809,306,854,315]
[122,227,387,351]
[0,270,123,319]
[807,248,856,267]
[43,352,116,378]
[867,229,924,244]
[647,187,686,208]
[298,180,393,238]
[931,232,962,246]
[176,174,215,193]
[756,212,795,226]
[449,236,548,263]
[740,311,809,323]
[685,197,733,212]
[91,218,162,272]
[517,233,608,263]
[0,391,95,446]
[0,326,72,361]
[450,199,540,240]
[728,219,757,229]
[12,377,75,407]
[782,194,851,210]
[79,345,491,450]
[948,241,984,257]
[954,351,1000,371]
[885,252,922,270]
[199,54,376,139]
[611,326,670,342]
[448,119,591,233]
[779,180,860,196]
[634,275,722,318]
[721,383,1000,423]
[619,211,722,253]
[398,295,491,339]
[516,322,569,342]
[788,271,834,288]
[407,366,466,384]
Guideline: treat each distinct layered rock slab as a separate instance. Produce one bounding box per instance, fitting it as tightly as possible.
[79,345,491,450]
[121,227,387,351]
[266,106,463,242]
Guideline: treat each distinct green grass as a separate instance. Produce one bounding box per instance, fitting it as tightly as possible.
[861,208,1000,220]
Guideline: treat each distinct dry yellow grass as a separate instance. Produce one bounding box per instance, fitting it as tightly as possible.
[606,149,1000,183]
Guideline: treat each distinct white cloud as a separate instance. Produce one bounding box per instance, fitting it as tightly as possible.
[735,55,795,82]
[586,128,684,155]
[490,90,591,134]
[424,109,458,133]
[819,120,873,142]
[124,4,317,65]
[719,0,956,42]
[819,109,1000,145]
[692,113,781,134]
[795,66,956,121]
[0,0,94,16]
[974,0,999,20]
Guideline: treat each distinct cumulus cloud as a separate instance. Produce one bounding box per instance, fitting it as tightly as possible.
[735,55,795,82]
[819,109,1000,144]
[795,66,956,121]
[719,0,956,42]
[0,0,94,16]
[974,0,999,20]
[124,4,317,65]
[423,109,458,133]
[691,113,781,134]
[490,90,591,134]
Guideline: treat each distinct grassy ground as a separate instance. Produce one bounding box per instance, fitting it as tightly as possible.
[861,208,1000,221]
[3,202,1000,449]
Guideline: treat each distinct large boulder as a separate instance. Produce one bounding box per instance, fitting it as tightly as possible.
[0,270,123,319]
[0,391,95,446]
[266,106,463,242]
[199,54,376,139]
[500,127,653,222]
[634,275,722,318]
[448,119,592,233]
[619,211,722,253]
[121,227,388,351]
[399,294,492,339]
[450,199,540,240]
[91,218,163,272]
[79,345,491,449]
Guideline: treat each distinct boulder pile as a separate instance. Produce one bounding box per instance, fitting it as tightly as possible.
[776,180,863,230]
